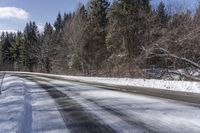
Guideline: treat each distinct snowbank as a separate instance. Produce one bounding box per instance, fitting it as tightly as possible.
[60,76,200,94]
[5,71,200,94]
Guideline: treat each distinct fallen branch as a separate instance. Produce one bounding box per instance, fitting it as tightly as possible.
[154,44,200,70]
[168,70,200,81]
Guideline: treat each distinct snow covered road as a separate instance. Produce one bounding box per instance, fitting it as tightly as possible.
[1,73,200,133]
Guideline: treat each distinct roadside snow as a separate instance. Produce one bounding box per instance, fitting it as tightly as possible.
[0,74,68,133]
[60,76,200,93]
[6,71,200,94]
[0,75,28,132]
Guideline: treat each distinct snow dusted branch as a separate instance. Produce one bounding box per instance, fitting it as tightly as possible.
[143,43,200,80]
[168,70,200,81]
[154,44,200,70]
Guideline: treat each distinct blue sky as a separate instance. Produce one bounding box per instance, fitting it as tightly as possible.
[0,0,88,33]
[0,0,199,33]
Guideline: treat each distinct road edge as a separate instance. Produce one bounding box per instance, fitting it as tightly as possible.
[7,72,200,105]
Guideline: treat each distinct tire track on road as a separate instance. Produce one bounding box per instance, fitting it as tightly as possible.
[25,75,159,133]
[23,76,117,133]
[86,99,159,133]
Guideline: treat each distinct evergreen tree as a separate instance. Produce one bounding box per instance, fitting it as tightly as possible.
[106,0,151,58]
[90,0,109,28]
[156,1,168,27]
[53,13,63,51]
[52,13,65,73]
[1,32,13,64]
[85,0,110,72]
[8,32,24,70]
[0,32,5,65]
[63,12,74,27]
[23,21,40,71]
[54,12,63,32]
[40,23,54,72]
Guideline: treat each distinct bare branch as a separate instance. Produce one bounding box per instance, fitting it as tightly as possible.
[168,70,200,81]
[154,44,200,69]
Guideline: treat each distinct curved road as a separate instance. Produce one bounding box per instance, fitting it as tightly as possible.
[2,73,200,133]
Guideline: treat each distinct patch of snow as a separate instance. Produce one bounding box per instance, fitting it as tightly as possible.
[60,76,200,94]
[6,71,200,93]
[0,75,27,132]
[21,78,69,133]
[0,74,69,133]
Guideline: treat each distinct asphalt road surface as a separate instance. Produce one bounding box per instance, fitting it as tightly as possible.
[2,73,200,133]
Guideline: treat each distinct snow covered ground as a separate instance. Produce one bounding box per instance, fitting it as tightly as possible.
[0,74,68,133]
[60,76,200,93]
[1,72,200,133]
[6,71,200,94]
[0,75,26,132]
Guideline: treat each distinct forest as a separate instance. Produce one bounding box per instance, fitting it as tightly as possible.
[1,0,200,80]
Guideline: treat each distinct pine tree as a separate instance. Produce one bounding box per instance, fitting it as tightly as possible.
[53,13,63,52]
[13,32,24,70]
[54,12,63,32]
[63,12,74,27]
[40,23,54,72]
[1,32,12,64]
[52,13,65,73]
[106,0,151,58]
[23,21,40,71]
[84,0,110,72]
[90,0,109,28]
[0,32,5,65]
[156,1,168,27]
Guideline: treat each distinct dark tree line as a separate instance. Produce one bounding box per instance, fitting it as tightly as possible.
[1,0,200,80]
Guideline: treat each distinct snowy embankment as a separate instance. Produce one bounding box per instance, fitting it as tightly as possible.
[63,76,200,94]
[7,71,200,94]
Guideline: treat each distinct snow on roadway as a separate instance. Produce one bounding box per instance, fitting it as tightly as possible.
[42,77,200,133]
[0,75,27,132]
[0,74,68,133]
[1,73,200,133]
[6,71,200,93]
[22,78,68,133]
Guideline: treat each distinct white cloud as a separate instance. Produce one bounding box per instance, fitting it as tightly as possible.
[0,7,29,20]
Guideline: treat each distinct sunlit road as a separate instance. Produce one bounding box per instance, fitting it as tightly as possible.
[2,73,200,133]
